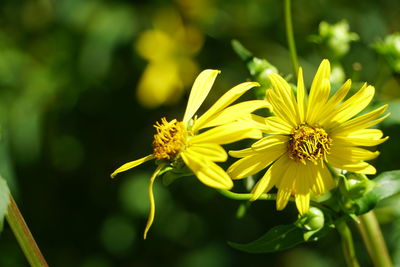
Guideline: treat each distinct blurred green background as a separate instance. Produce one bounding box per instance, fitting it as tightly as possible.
[0,0,399,266]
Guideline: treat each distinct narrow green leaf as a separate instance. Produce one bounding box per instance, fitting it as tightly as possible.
[228,224,304,253]
[0,175,10,232]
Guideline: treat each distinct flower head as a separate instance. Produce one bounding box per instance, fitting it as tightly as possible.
[111,70,268,238]
[228,59,389,215]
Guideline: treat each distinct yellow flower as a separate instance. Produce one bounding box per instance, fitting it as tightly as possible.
[111,70,268,238]
[228,59,389,215]
[135,9,203,108]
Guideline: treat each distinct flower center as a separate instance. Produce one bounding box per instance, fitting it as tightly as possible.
[288,124,332,164]
[152,117,186,160]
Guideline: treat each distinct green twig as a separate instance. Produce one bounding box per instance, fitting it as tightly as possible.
[6,193,48,267]
[336,219,360,267]
[284,0,299,79]
[356,211,392,267]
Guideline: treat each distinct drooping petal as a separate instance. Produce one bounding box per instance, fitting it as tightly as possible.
[190,121,262,145]
[181,150,233,189]
[196,100,270,130]
[193,81,260,131]
[143,163,165,239]
[183,69,220,123]
[185,143,227,162]
[111,154,155,178]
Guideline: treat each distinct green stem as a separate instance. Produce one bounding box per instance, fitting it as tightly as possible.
[5,194,48,267]
[356,211,392,267]
[284,0,299,79]
[336,219,360,267]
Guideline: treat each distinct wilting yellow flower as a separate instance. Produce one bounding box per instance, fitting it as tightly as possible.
[112,70,268,238]
[228,59,389,215]
[135,9,203,108]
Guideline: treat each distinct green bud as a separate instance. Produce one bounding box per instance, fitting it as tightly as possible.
[309,20,359,59]
[373,32,400,73]
[231,39,278,100]
[345,173,376,199]
[295,207,325,231]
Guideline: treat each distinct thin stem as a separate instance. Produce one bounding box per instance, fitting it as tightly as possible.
[336,219,360,267]
[5,194,48,267]
[284,0,299,79]
[356,211,392,267]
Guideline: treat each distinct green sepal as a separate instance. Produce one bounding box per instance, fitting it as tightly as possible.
[0,175,10,232]
[351,170,400,215]
[160,164,193,186]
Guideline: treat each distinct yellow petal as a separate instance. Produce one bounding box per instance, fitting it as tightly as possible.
[268,74,300,125]
[324,84,375,128]
[331,105,389,134]
[306,59,331,124]
[251,155,288,200]
[111,154,154,178]
[239,114,270,132]
[190,121,262,145]
[295,194,310,215]
[333,129,388,147]
[331,143,380,161]
[318,79,352,125]
[143,163,165,239]
[307,78,331,125]
[327,153,377,174]
[193,81,260,131]
[183,69,220,123]
[229,148,255,158]
[296,67,306,122]
[276,189,292,211]
[266,89,297,128]
[264,116,293,134]
[197,100,270,129]
[227,144,285,179]
[185,144,227,162]
[251,135,289,152]
[181,150,233,189]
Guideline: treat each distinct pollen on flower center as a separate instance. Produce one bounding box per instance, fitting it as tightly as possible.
[288,124,332,164]
[152,117,186,160]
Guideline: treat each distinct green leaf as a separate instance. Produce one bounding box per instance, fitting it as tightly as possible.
[228,224,304,253]
[354,170,400,215]
[0,175,10,232]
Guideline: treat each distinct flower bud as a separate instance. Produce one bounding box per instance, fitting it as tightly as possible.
[295,207,325,231]
[373,32,400,73]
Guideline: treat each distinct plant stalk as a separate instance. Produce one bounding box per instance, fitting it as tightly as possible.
[357,211,392,267]
[336,219,360,267]
[5,193,48,267]
[284,0,299,79]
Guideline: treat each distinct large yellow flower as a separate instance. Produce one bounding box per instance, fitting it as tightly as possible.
[111,70,269,238]
[228,59,389,215]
